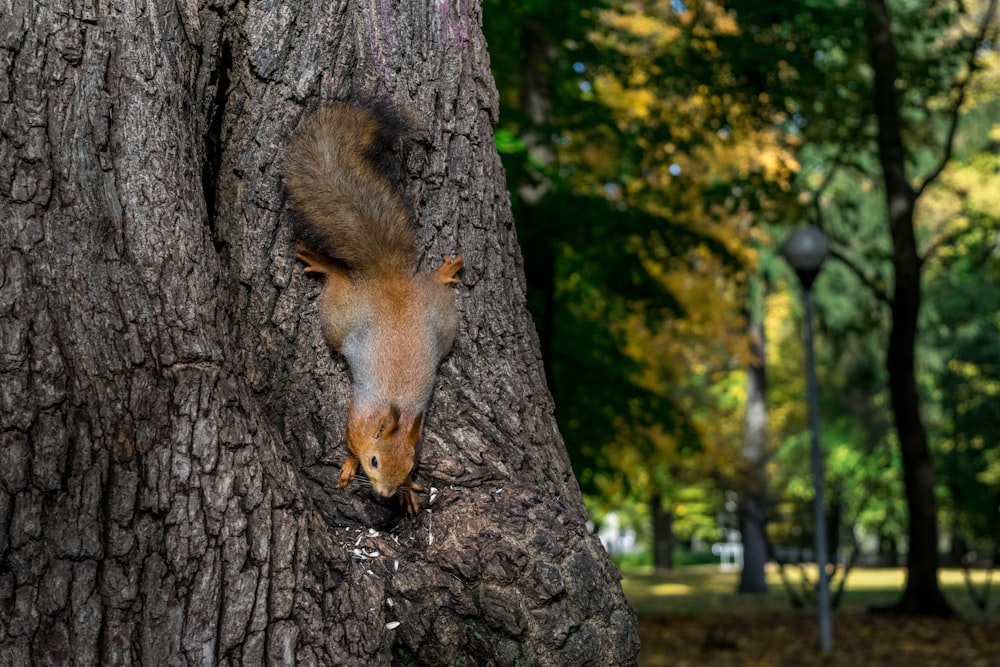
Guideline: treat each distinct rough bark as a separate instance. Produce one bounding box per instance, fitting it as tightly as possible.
[864,0,953,617]
[0,1,639,664]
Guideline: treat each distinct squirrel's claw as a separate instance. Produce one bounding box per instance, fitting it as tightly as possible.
[296,242,338,276]
[338,454,359,488]
[398,478,423,514]
[433,254,464,285]
[399,487,420,514]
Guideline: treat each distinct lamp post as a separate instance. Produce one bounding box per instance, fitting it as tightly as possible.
[781,225,833,652]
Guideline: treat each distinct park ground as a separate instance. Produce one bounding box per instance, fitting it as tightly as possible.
[625,565,1000,666]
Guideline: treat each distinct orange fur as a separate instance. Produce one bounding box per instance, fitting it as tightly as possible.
[285,104,462,513]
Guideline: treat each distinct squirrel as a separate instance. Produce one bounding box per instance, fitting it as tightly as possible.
[283,102,463,513]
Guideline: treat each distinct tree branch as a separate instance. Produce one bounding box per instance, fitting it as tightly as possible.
[922,212,1000,265]
[914,0,999,199]
[802,130,869,228]
[802,142,894,307]
[828,245,893,306]
[809,144,850,208]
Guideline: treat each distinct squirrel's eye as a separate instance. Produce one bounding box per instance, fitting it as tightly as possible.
[371,455,379,469]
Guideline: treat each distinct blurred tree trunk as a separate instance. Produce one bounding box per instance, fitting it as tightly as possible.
[512,18,558,382]
[739,286,769,594]
[651,494,674,570]
[865,0,953,617]
[0,1,639,664]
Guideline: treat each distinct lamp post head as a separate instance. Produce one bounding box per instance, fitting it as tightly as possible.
[782,225,829,290]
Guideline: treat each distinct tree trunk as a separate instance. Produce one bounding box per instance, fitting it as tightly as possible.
[651,494,674,570]
[739,313,769,594]
[865,0,953,617]
[738,492,768,594]
[513,18,558,384]
[0,1,639,664]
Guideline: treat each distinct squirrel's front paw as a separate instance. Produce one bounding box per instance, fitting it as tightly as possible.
[338,454,359,488]
[398,479,423,514]
[399,488,420,514]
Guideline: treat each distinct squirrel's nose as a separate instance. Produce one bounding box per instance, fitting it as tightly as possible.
[373,483,397,499]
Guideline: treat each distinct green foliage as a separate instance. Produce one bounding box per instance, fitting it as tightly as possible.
[923,194,1000,553]
[486,0,761,523]
[726,0,1000,567]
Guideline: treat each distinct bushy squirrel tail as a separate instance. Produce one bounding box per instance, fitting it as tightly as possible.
[283,103,418,275]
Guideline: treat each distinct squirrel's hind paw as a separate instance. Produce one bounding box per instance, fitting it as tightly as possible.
[296,242,338,276]
[432,254,464,285]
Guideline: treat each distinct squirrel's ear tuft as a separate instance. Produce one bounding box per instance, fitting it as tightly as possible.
[408,412,424,447]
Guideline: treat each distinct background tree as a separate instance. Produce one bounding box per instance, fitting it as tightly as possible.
[849,0,995,615]
[722,0,998,615]
[485,0,1000,619]
[740,270,771,593]
[0,0,639,663]
[486,0,803,574]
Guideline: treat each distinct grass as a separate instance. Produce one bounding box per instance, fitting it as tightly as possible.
[623,564,997,616]
[625,565,1000,666]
